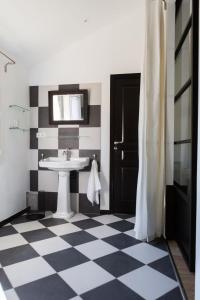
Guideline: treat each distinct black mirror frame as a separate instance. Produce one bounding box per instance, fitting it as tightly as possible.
[48,89,89,125]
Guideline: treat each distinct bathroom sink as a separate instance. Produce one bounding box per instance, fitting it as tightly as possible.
[39,157,89,172]
[39,156,89,219]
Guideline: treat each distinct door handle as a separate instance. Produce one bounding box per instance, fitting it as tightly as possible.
[114,141,123,145]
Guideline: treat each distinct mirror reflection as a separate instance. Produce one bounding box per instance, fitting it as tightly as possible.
[49,89,88,125]
[53,94,84,121]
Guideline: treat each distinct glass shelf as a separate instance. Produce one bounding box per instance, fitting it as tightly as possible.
[9,127,29,132]
[9,105,30,112]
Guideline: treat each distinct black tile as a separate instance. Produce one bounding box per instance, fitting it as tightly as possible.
[58,128,79,149]
[81,279,144,300]
[61,230,97,246]
[73,218,101,230]
[70,171,79,193]
[30,128,38,149]
[30,86,38,107]
[149,238,168,251]
[16,274,76,300]
[44,248,89,272]
[30,170,38,192]
[59,84,79,91]
[43,192,58,212]
[157,287,184,300]
[21,228,56,243]
[0,244,39,267]
[103,233,141,250]
[108,220,134,232]
[0,269,12,291]
[95,251,144,277]
[80,105,101,127]
[84,213,101,218]
[79,193,100,214]
[39,218,67,227]
[11,215,32,225]
[148,256,177,280]
[114,214,134,219]
[38,107,57,128]
[38,150,58,170]
[79,150,101,172]
[0,226,17,237]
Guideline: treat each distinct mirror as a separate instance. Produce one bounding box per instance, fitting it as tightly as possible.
[49,90,88,124]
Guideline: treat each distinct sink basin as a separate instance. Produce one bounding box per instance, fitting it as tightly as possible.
[39,157,89,219]
[39,157,89,172]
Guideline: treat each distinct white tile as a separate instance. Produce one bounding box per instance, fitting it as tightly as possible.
[69,213,89,223]
[79,128,101,150]
[0,234,27,251]
[119,266,178,300]
[4,257,55,288]
[86,225,119,239]
[59,261,113,295]
[122,243,168,264]
[38,170,58,192]
[75,240,117,260]
[30,107,38,128]
[49,223,81,236]
[79,83,101,105]
[29,149,38,170]
[13,221,45,233]
[38,128,58,149]
[39,85,58,107]
[5,289,20,300]
[30,237,71,256]
[126,217,136,223]
[79,172,90,194]
[0,284,7,300]
[124,229,135,237]
[93,214,121,224]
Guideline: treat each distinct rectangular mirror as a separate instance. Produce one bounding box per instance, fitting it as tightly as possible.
[48,90,88,124]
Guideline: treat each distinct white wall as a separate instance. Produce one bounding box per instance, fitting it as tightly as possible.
[0,57,29,221]
[195,7,200,299]
[29,12,145,210]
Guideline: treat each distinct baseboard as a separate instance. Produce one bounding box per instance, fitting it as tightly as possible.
[0,207,30,227]
[100,210,111,215]
[166,240,188,300]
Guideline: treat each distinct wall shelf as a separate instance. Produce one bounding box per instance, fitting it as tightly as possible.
[9,127,29,132]
[9,105,30,112]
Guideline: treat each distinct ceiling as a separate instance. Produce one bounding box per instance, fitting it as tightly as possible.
[0,0,140,66]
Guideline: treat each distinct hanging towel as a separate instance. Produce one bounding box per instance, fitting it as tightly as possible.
[87,160,101,205]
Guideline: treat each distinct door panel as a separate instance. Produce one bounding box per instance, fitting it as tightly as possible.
[110,74,140,214]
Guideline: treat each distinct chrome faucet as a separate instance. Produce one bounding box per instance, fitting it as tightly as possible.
[63,148,71,161]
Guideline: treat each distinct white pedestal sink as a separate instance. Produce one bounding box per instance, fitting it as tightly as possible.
[39,157,89,219]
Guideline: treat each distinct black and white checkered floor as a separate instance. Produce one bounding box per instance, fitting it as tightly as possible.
[0,213,184,300]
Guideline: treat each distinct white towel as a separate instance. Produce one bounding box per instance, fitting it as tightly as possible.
[87,160,101,205]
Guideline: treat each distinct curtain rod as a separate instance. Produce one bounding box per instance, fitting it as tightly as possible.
[0,50,16,72]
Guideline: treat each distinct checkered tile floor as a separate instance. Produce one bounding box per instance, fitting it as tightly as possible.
[0,213,184,300]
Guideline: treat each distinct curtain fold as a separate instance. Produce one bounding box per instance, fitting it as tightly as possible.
[134,0,166,241]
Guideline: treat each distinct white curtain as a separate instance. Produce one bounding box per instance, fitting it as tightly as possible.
[134,0,166,241]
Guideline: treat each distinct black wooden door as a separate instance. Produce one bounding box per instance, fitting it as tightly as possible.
[110,74,140,214]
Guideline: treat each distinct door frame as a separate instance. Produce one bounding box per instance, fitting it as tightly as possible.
[110,73,140,213]
[174,0,199,271]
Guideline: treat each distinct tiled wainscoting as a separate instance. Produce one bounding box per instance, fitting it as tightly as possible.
[29,83,101,214]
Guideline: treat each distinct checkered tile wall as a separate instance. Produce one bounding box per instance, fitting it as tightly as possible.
[29,83,101,214]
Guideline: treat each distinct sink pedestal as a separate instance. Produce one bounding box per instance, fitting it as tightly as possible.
[53,171,74,219]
